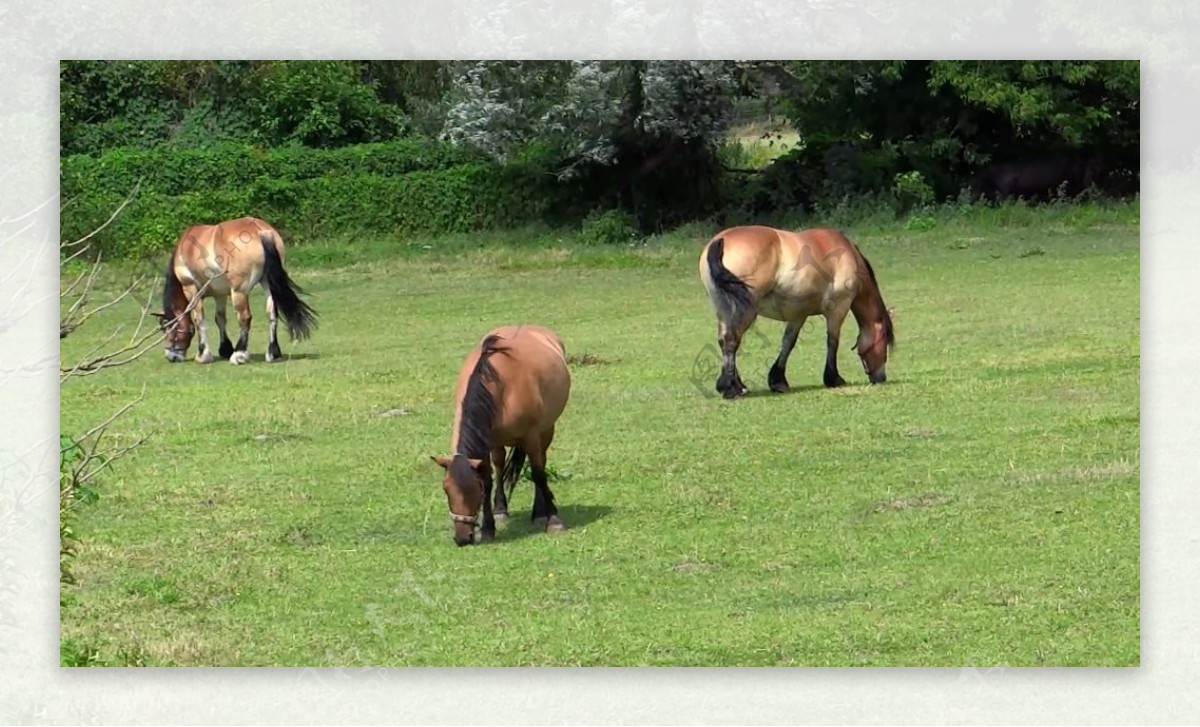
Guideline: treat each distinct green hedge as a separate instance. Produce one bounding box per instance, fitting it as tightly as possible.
[61,139,487,200]
[61,140,558,258]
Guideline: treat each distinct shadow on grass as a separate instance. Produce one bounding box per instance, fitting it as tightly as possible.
[493,503,613,542]
[239,352,321,363]
[735,378,907,399]
[739,383,828,398]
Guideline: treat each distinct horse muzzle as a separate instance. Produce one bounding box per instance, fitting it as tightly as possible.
[869,370,887,384]
[164,347,187,363]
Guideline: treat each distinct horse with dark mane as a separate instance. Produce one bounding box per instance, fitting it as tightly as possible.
[156,216,317,364]
[699,226,895,399]
[432,325,572,546]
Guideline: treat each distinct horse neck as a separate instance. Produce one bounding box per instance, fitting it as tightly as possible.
[452,377,499,459]
[850,278,885,331]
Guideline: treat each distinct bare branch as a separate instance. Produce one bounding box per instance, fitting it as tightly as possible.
[62,179,141,250]
[61,388,148,518]
[60,276,213,380]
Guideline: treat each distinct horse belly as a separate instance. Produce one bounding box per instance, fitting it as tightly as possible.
[176,265,231,297]
[759,287,823,322]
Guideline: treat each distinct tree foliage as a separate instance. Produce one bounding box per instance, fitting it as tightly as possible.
[440,61,738,230]
[761,60,1139,203]
[60,60,1140,245]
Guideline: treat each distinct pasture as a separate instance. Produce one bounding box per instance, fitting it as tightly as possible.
[60,204,1140,666]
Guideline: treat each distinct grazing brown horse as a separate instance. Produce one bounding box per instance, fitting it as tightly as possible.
[156,217,317,364]
[699,226,895,399]
[432,325,571,546]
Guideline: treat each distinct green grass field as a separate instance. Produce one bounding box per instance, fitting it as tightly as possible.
[60,203,1140,666]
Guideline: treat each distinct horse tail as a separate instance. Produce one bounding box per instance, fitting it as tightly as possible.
[705,236,754,327]
[260,230,318,341]
[501,446,527,502]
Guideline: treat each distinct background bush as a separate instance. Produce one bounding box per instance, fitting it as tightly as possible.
[60,140,563,257]
[60,60,1140,259]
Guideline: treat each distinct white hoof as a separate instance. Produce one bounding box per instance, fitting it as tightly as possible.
[196,351,214,364]
[230,350,250,366]
[265,351,279,363]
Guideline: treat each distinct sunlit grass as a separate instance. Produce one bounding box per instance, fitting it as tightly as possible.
[60,205,1139,666]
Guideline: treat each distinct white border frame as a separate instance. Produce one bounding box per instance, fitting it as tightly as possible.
[4,0,1196,723]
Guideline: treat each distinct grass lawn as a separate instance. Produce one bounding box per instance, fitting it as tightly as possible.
[59,203,1140,666]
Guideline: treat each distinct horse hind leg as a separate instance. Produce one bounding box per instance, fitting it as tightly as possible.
[716,316,753,399]
[264,290,282,363]
[229,291,252,365]
[527,429,565,533]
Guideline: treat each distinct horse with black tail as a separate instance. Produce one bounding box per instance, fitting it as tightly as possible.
[699,225,895,399]
[156,217,317,364]
[432,325,572,546]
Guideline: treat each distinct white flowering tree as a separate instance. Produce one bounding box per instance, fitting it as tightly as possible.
[441,61,738,230]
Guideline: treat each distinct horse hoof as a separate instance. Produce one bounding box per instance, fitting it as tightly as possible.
[219,342,234,359]
[545,517,567,534]
[721,387,746,400]
[230,351,250,366]
[196,352,214,364]
[493,511,509,523]
[769,381,789,394]
[479,529,495,543]
[824,376,846,388]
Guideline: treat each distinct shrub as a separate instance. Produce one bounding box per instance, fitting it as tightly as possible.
[60,140,561,258]
[579,209,641,246]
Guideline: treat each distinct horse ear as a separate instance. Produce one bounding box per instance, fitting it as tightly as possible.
[887,306,898,320]
[431,455,453,469]
[467,458,486,472]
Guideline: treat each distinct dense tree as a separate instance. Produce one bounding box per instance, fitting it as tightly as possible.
[440,60,738,230]
[759,60,1139,202]
[60,59,1140,245]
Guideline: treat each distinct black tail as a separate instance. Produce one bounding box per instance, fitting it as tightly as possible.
[260,231,318,341]
[501,446,527,503]
[705,237,753,326]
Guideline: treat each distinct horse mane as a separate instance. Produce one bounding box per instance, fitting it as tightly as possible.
[454,334,507,464]
[857,248,895,349]
[160,253,184,317]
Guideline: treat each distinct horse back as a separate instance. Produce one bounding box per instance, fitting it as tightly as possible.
[174,217,280,295]
[488,325,570,438]
[707,226,862,317]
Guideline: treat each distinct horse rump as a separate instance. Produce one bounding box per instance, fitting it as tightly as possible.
[705,237,754,328]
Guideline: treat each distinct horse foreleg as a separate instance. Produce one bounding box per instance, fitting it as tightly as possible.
[490,447,509,523]
[823,305,850,388]
[265,292,282,363]
[214,297,234,359]
[191,293,214,364]
[230,291,252,365]
[527,429,565,533]
[716,319,751,399]
[479,458,497,543]
[768,319,805,393]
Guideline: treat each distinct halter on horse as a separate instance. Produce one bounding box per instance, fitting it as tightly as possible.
[432,325,572,546]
